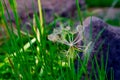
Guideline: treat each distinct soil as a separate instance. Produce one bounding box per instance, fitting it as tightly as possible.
[2,0,86,23]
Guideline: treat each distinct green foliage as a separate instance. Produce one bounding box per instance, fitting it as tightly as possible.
[86,0,120,7]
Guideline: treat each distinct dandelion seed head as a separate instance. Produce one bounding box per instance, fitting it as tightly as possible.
[65,26,71,31]
[48,34,59,42]
[69,42,73,47]
[48,24,85,48]
[76,25,83,31]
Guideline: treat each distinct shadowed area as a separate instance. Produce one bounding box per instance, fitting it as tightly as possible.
[76,16,120,80]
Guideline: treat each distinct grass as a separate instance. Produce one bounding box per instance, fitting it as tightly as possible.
[106,19,120,26]
[86,0,120,7]
[0,0,115,80]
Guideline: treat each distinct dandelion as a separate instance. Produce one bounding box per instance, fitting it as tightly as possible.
[48,24,93,67]
[48,34,59,42]
[48,24,84,47]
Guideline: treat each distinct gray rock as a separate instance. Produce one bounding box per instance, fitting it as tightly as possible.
[90,8,120,20]
[77,16,120,80]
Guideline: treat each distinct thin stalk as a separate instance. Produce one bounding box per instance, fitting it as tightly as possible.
[37,0,44,35]
[75,0,83,25]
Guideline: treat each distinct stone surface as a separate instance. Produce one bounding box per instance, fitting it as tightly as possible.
[2,0,86,23]
[76,16,120,80]
[89,8,120,20]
